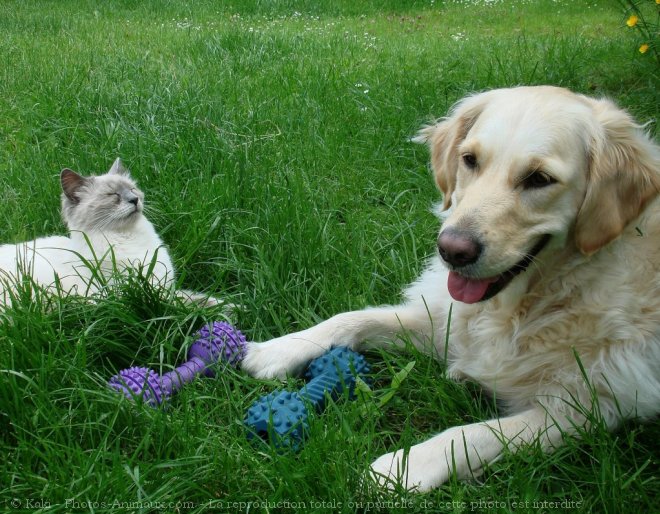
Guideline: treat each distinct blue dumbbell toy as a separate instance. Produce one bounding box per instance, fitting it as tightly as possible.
[244,347,370,450]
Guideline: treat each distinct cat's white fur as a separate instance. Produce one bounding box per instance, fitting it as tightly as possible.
[0,159,213,306]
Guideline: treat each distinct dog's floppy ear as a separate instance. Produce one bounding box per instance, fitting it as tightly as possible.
[412,93,487,210]
[575,98,660,255]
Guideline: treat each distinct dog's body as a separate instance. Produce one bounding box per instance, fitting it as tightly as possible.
[243,86,660,492]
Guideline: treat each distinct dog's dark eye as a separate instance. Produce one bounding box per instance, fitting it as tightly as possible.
[462,153,478,169]
[522,170,556,189]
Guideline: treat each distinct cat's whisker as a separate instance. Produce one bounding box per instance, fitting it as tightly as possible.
[142,202,163,215]
[141,206,166,224]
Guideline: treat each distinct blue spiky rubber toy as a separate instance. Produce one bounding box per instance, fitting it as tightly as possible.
[244,347,370,450]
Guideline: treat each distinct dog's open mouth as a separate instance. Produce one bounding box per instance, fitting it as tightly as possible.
[447,234,551,304]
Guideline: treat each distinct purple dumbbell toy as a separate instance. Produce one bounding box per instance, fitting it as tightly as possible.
[244,347,370,450]
[108,321,247,406]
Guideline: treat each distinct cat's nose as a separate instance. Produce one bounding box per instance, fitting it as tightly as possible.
[123,191,139,206]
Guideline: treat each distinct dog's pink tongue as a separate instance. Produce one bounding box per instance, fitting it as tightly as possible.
[447,271,495,304]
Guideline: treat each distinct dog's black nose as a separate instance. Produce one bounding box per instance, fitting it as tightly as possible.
[438,229,482,267]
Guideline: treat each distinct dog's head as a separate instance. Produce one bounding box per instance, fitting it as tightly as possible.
[415,86,659,304]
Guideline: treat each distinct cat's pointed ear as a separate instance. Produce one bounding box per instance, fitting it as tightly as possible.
[60,169,87,203]
[109,157,130,176]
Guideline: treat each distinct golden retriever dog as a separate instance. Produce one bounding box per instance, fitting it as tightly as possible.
[242,86,660,492]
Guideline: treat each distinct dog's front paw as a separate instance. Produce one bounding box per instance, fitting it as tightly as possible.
[369,440,449,493]
[241,333,328,379]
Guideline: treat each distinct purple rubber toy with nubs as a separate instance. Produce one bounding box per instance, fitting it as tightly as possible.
[108,321,246,406]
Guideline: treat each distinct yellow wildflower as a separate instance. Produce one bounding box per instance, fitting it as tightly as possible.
[626,15,638,27]
[639,43,650,54]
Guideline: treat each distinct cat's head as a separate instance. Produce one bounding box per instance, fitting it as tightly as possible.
[60,158,146,232]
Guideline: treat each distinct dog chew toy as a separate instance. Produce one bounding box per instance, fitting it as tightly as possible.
[108,321,247,406]
[244,347,370,450]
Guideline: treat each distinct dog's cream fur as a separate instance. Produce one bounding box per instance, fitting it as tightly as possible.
[242,86,660,492]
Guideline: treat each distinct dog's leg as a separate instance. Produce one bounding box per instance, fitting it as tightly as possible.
[242,304,439,379]
[370,406,569,492]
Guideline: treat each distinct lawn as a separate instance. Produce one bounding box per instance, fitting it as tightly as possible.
[0,0,658,512]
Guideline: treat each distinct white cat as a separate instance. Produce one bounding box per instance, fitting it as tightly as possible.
[0,158,215,306]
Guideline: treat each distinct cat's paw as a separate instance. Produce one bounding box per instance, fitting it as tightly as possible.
[175,289,227,309]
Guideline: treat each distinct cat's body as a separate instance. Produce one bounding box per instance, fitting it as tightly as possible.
[0,159,209,306]
[0,217,174,300]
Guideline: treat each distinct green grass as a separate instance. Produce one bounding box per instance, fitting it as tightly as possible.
[1,0,658,512]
